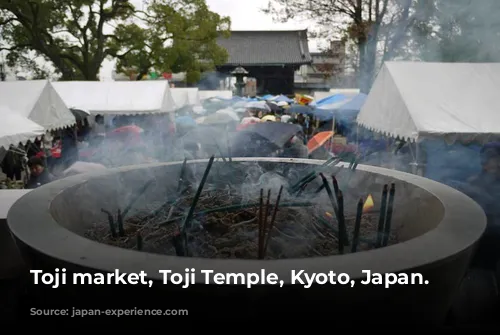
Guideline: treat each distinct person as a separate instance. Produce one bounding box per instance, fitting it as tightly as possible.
[1,145,24,181]
[282,135,308,159]
[90,115,106,147]
[25,157,55,189]
[467,144,500,187]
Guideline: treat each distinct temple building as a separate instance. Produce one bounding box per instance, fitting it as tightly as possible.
[215,30,312,95]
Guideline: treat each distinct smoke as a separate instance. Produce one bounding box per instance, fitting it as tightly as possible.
[352,1,500,227]
[196,71,228,91]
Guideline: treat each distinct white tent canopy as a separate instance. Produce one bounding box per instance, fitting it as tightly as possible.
[0,80,76,131]
[0,107,45,149]
[357,62,500,143]
[170,88,201,108]
[199,90,232,100]
[52,81,176,115]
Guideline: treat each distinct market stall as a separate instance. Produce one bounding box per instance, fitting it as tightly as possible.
[357,61,500,176]
[0,80,75,131]
[52,80,176,115]
[171,88,201,108]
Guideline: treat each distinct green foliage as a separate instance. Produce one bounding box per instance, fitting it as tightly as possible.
[109,0,230,81]
[0,0,230,81]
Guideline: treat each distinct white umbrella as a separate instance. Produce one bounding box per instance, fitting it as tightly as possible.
[245,101,271,111]
[0,107,45,150]
[215,108,240,121]
[232,101,248,108]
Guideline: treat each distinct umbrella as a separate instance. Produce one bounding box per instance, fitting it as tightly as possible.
[176,115,197,127]
[337,93,367,113]
[314,94,347,106]
[260,94,275,101]
[111,125,144,135]
[196,112,236,125]
[232,100,248,108]
[273,95,294,103]
[229,131,277,157]
[215,108,240,121]
[261,115,277,122]
[266,101,281,113]
[70,108,91,121]
[192,106,206,115]
[245,101,271,112]
[276,101,289,107]
[240,116,261,124]
[307,131,334,153]
[287,104,315,116]
[239,122,303,148]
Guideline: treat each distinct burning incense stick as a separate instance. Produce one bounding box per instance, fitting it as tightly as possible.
[319,173,339,216]
[177,158,188,193]
[382,183,396,247]
[376,184,389,248]
[213,141,227,163]
[258,188,264,259]
[332,175,340,195]
[122,179,155,218]
[351,198,364,253]
[263,186,283,256]
[171,234,185,256]
[136,232,143,251]
[158,201,314,226]
[337,190,348,248]
[226,131,232,163]
[101,208,117,238]
[181,155,215,254]
[336,192,345,254]
[117,209,125,237]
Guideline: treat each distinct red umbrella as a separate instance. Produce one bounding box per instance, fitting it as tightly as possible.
[110,125,144,135]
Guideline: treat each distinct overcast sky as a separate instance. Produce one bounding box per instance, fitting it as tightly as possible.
[100,0,318,79]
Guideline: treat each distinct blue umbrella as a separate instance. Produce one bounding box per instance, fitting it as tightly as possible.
[287,104,315,116]
[337,93,367,114]
[315,94,347,106]
[313,94,368,121]
[260,94,275,101]
[175,115,197,127]
[274,95,294,103]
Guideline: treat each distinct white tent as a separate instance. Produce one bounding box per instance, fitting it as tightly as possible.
[171,88,201,108]
[357,62,500,143]
[199,90,232,100]
[0,107,45,149]
[0,80,76,131]
[52,81,176,115]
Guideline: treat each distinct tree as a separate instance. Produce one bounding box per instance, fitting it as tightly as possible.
[0,0,230,81]
[108,0,230,83]
[0,0,135,80]
[264,0,422,93]
[411,0,500,62]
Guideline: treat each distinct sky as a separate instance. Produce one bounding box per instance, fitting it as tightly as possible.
[100,0,319,80]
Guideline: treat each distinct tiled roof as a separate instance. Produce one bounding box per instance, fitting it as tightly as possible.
[217,30,313,66]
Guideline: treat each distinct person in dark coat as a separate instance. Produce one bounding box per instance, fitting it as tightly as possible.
[1,145,24,181]
[25,157,55,189]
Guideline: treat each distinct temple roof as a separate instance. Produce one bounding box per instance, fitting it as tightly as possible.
[217,30,313,66]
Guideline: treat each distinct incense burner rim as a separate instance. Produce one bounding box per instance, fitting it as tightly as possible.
[7,157,486,283]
